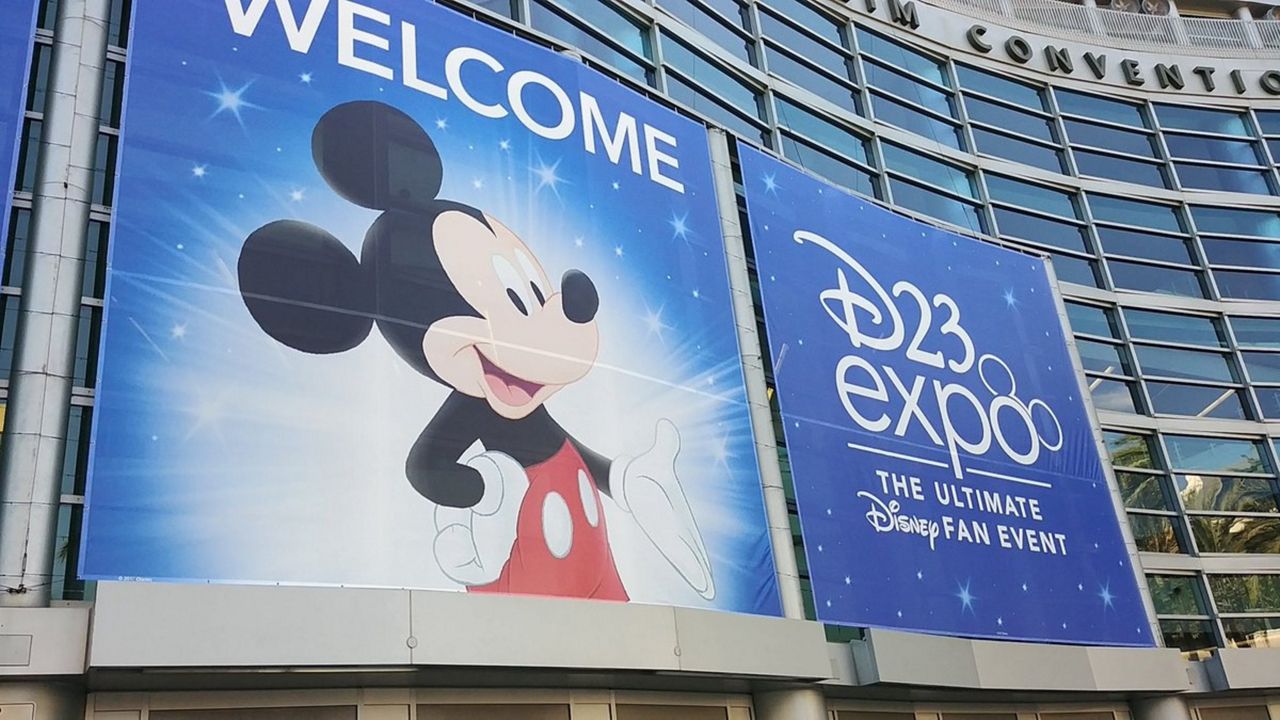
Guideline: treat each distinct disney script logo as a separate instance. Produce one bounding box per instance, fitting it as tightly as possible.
[857,490,940,550]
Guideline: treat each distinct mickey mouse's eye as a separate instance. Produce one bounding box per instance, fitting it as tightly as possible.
[492,255,531,316]
[516,250,546,307]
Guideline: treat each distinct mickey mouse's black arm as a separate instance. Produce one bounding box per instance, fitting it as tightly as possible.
[406,393,488,508]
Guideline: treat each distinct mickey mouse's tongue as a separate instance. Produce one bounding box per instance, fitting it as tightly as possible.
[478,351,543,406]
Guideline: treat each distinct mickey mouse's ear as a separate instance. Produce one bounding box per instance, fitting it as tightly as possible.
[311,101,443,212]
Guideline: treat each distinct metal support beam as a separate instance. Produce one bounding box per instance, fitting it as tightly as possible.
[0,0,110,607]
[706,127,808,621]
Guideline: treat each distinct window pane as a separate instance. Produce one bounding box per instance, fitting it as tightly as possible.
[1165,435,1267,474]
[1155,103,1250,136]
[1090,377,1141,413]
[1232,317,1280,348]
[1203,237,1280,269]
[1135,345,1235,382]
[1191,516,1280,553]
[661,0,752,64]
[1076,150,1169,188]
[1063,118,1158,157]
[863,61,954,117]
[971,128,1064,173]
[60,405,92,496]
[545,0,649,56]
[663,36,756,108]
[993,207,1086,252]
[1057,89,1145,127]
[765,43,857,110]
[758,8,845,75]
[1192,206,1280,237]
[664,75,764,142]
[965,96,1054,142]
[1251,387,1280,420]
[887,178,983,231]
[1108,260,1204,298]
[1104,431,1155,468]
[1158,619,1216,653]
[1130,513,1186,553]
[1215,269,1280,301]
[1097,227,1194,264]
[1147,382,1248,419]
[1147,574,1208,615]
[530,2,650,82]
[1209,574,1280,613]
[869,93,963,149]
[1089,196,1182,233]
[1259,110,1280,135]
[779,132,875,197]
[759,0,842,46]
[1222,617,1280,648]
[1177,475,1279,512]
[1117,472,1169,510]
[1051,252,1100,287]
[956,64,1045,109]
[856,28,946,85]
[1174,163,1273,195]
[1066,301,1118,338]
[1165,133,1263,164]
[1243,351,1280,382]
[1124,308,1225,347]
[986,175,1076,217]
[883,143,974,197]
[1077,338,1131,375]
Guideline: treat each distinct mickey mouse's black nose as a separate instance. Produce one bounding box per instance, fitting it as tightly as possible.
[562,269,598,324]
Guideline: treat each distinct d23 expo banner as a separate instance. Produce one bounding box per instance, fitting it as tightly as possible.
[740,145,1150,645]
[1,0,39,240]
[80,0,782,617]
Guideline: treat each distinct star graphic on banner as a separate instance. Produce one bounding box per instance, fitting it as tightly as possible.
[472,178,484,189]
[956,580,976,613]
[611,180,620,190]
[299,72,313,84]
[289,188,305,202]
[435,118,448,130]
[762,173,778,193]
[532,159,565,195]
[1002,288,1018,308]
[614,245,624,258]
[499,139,511,150]
[205,81,259,125]
[191,164,207,178]
[642,305,669,339]
[573,236,584,248]
[670,213,690,242]
[1099,582,1116,609]
[170,323,188,340]
[917,570,924,580]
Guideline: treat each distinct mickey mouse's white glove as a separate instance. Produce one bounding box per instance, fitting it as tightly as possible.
[610,419,715,600]
[433,448,529,586]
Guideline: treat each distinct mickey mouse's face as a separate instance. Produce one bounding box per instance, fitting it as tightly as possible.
[424,210,600,420]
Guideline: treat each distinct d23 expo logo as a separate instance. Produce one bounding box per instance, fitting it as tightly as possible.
[797,229,1071,556]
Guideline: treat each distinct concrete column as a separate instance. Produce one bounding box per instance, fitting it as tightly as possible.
[0,681,86,719]
[0,0,109,607]
[1132,696,1194,720]
[1235,6,1265,49]
[754,686,829,720]
[706,128,808,620]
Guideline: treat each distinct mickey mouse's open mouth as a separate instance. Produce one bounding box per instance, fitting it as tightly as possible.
[476,348,545,407]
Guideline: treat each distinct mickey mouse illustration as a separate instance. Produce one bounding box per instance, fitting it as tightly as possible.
[237,101,714,602]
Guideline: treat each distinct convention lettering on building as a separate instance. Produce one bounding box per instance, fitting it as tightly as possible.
[741,144,1153,646]
[854,0,1280,96]
[79,0,783,617]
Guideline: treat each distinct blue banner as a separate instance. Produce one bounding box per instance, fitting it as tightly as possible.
[740,145,1150,645]
[80,0,781,617]
[1,0,39,240]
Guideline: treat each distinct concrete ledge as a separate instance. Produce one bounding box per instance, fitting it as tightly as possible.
[850,628,1188,692]
[1203,647,1280,690]
[0,605,89,675]
[90,582,831,679]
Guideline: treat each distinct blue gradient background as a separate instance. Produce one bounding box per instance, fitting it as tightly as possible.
[1,0,39,247]
[80,0,781,616]
[741,145,1150,644]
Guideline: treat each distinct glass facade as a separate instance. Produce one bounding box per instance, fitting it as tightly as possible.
[11,0,1280,658]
